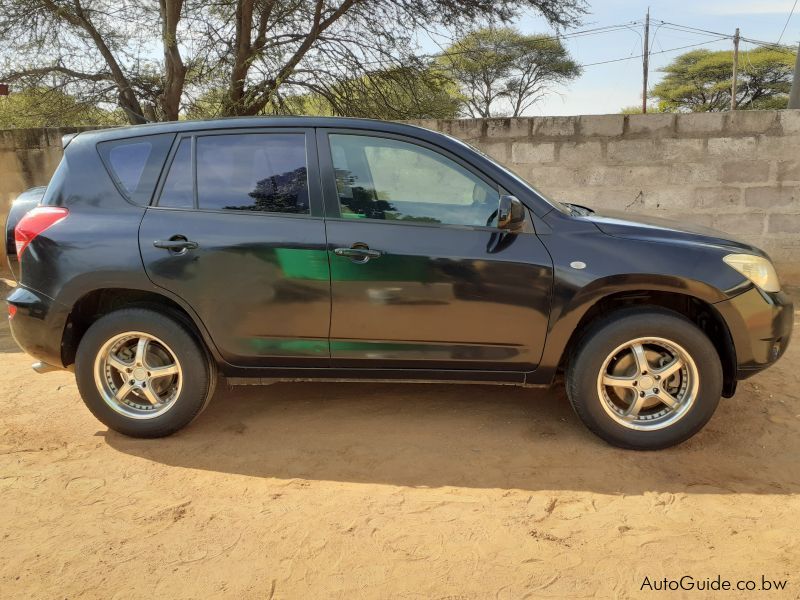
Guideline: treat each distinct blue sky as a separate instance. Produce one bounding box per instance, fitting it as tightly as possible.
[429,0,799,115]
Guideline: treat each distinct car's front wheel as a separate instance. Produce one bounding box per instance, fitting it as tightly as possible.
[75,308,216,438]
[566,307,723,450]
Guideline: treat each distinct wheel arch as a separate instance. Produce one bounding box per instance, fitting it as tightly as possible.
[61,287,222,368]
[556,289,737,397]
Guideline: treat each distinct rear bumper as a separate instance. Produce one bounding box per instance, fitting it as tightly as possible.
[6,285,70,368]
[714,286,793,380]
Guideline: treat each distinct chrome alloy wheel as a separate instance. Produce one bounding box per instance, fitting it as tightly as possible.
[93,332,183,419]
[596,336,699,431]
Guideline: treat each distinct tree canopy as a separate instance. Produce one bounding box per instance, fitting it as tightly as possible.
[188,66,461,120]
[439,27,581,117]
[0,0,586,125]
[652,46,796,112]
[0,87,123,128]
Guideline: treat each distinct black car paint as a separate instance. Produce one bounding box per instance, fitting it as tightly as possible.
[5,117,793,392]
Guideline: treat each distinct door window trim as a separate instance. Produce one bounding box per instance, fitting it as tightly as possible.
[316,128,516,232]
[151,127,325,219]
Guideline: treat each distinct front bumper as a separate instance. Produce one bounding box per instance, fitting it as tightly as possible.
[714,285,793,380]
[6,285,70,369]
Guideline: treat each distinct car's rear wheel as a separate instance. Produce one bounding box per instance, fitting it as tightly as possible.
[566,307,722,450]
[75,308,215,438]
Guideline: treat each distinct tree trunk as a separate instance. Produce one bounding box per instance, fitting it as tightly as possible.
[160,0,186,121]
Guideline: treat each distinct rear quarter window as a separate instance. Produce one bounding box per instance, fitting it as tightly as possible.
[97,133,175,205]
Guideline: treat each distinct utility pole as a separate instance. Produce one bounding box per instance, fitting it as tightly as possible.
[731,28,740,110]
[642,8,650,113]
[789,41,800,108]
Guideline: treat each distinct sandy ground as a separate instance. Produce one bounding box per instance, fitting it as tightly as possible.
[1,285,799,599]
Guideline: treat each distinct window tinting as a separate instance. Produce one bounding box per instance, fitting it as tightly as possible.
[158,138,193,208]
[329,134,500,227]
[196,134,309,214]
[97,133,174,205]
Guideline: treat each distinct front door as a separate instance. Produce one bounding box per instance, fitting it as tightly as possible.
[139,128,331,367]
[318,130,553,375]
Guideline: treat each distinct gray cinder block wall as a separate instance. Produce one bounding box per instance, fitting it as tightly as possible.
[2,111,800,280]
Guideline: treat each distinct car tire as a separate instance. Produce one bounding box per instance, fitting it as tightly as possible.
[75,308,216,438]
[565,307,722,450]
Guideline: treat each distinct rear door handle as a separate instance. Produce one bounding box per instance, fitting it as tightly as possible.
[153,237,199,252]
[333,245,381,262]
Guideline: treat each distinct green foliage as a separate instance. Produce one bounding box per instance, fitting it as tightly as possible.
[317,67,462,119]
[187,67,461,121]
[619,105,666,114]
[440,27,581,117]
[652,47,796,112]
[0,87,124,128]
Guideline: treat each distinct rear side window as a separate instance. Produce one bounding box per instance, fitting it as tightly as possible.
[97,133,175,205]
[158,138,193,209]
[195,133,309,214]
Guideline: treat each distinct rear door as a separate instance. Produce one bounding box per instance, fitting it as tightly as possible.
[318,129,552,376]
[139,128,331,367]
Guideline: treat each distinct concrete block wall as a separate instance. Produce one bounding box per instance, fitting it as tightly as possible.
[1,112,800,280]
[0,128,84,210]
[411,110,800,281]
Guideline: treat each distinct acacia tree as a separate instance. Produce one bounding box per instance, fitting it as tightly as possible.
[189,66,462,120]
[441,27,581,117]
[0,0,585,124]
[0,87,123,127]
[652,47,796,112]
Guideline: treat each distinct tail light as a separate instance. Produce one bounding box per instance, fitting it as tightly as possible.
[14,206,69,258]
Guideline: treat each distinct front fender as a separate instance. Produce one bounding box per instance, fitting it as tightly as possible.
[527,213,750,384]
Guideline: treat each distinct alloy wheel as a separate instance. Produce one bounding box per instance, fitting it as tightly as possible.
[93,331,183,419]
[596,336,699,431]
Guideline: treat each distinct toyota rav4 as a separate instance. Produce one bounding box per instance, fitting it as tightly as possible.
[5,118,793,449]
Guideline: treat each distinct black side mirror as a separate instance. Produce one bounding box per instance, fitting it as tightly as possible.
[497,195,525,231]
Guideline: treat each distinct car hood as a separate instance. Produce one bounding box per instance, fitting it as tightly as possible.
[583,209,767,257]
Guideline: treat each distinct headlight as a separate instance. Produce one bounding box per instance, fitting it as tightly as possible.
[723,253,781,293]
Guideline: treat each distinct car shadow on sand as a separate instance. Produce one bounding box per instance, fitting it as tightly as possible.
[102,379,800,495]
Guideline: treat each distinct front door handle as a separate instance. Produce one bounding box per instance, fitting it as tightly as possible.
[334,245,382,262]
[153,237,199,253]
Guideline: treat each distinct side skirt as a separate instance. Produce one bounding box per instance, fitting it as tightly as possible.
[226,376,549,389]
[221,366,550,388]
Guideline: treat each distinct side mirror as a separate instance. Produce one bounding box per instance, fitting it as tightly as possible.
[497,195,525,231]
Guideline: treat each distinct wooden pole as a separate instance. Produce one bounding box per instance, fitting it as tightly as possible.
[789,41,800,108]
[731,28,740,110]
[642,8,650,113]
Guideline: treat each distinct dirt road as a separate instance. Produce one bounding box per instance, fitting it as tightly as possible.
[1,289,798,598]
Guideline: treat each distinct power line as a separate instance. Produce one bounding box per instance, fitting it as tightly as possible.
[655,19,796,53]
[351,16,795,73]
[354,22,644,68]
[581,37,730,68]
[777,0,799,45]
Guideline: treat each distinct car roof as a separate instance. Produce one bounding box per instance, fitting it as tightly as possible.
[73,116,442,144]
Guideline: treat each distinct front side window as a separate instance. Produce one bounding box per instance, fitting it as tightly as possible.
[196,133,309,214]
[329,134,500,227]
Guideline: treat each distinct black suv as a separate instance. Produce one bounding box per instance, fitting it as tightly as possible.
[5,118,793,449]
